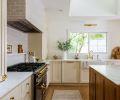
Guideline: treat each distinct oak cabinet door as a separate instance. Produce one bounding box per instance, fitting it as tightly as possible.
[104,79,119,100]
[62,61,80,83]
[95,72,104,100]
[50,61,62,83]
[89,68,95,100]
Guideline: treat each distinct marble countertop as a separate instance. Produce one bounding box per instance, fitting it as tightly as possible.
[0,72,33,98]
[90,65,120,85]
[48,59,120,62]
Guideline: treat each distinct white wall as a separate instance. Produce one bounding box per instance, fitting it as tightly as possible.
[42,25,48,60]
[47,13,120,59]
[107,20,120,49]
[7,27,28,66]
[26,0,46,32]
[7,27,28,53]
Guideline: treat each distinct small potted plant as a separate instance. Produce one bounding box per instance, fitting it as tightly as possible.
[57,39,72,59]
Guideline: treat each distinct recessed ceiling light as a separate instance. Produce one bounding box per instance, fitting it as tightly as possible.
[58,9,63,12]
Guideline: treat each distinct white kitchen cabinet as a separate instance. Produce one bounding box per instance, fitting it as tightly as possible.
[1,76,32,100]
[50,61,62,83]
[80,60,106,83]
[0,0,7,82]
[80,61,90,83]
[1,85,21,100]
[21,77,32,100]
[80,69,89,83]
[47,64,50,86]
[62,61,80,83]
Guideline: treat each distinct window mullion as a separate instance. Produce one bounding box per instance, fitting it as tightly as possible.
[87,33,90,52]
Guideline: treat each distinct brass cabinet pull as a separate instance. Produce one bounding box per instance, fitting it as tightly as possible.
[10,97,14,100]
[2,74,7,81]
[26,83,29,85]
[65,61,74,63]
[27,91,30,94]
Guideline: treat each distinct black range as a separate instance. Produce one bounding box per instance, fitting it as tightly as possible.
[7,62,47,100]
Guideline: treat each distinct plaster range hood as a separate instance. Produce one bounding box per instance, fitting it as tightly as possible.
[7,0,42,33]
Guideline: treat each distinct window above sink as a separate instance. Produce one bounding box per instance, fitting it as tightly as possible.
[68,32,107,53]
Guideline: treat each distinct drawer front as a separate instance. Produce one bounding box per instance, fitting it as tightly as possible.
[1,85,21,100]
[21,77,32,100]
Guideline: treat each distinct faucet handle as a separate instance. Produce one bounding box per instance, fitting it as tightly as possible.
[97,54,99,59]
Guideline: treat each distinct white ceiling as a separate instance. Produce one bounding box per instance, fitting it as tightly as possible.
[43,0,120,20]
[70,0,118,16]
[43,0,69,12]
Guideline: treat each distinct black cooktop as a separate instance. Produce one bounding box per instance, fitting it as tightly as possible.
[7,62,46,72]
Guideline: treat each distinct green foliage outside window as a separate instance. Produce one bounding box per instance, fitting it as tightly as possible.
[90,33,105,40]
[69,32,107,53]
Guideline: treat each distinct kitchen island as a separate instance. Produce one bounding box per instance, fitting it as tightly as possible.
[89,65,120,100]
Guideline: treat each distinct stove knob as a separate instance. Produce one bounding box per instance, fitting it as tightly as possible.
[41,84,46,89]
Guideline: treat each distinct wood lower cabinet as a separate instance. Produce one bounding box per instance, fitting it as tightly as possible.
[104,79,119,100]
[95,72,104,100]
[89,67,120,100]
[1,76,32,100]
[89,68,95,100]
[62,61,80,83]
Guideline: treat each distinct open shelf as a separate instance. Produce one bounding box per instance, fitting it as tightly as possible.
[7,53,27,56]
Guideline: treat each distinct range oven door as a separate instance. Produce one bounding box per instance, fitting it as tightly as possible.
[36,70,47,100]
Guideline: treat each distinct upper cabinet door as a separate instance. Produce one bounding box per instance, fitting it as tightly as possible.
[0,0,7,82]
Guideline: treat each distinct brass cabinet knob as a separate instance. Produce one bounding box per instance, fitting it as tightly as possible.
[26,83,29,85]
[41,83,46,89]
[10,97,14,100]
[27,91,30,94]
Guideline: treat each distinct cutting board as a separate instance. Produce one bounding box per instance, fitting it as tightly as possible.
[111,47,120,59]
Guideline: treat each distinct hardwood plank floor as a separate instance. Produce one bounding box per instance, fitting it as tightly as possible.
[45,84,89,100]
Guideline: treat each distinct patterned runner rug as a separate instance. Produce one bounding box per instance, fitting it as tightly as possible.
[52,90,82,100]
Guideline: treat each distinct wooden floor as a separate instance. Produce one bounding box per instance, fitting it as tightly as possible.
[45,84,89,100]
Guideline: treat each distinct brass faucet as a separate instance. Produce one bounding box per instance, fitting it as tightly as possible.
[87,50,93,59]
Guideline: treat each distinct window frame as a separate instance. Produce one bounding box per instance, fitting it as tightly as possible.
[68,32,107,54]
